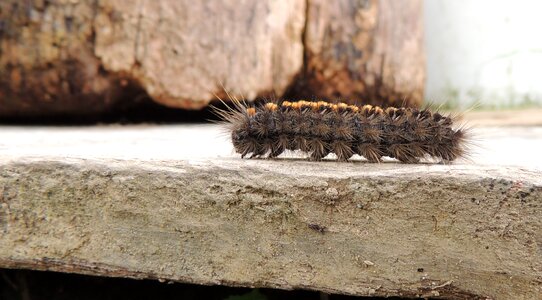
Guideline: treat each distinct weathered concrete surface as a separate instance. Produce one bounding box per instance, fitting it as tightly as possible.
[0,125,541,299]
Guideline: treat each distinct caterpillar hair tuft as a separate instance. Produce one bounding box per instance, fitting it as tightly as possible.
[213,98,469,163]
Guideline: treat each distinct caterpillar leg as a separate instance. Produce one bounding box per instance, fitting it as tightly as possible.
[267,141,285,158]
[389,144,419,163]
[248,140,267,158]
[356,143,382,163]
[308,138,329,161]
[330,141,354,162]
[238,138,259,158]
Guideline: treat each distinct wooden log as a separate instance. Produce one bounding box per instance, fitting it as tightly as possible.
[92,0,305,109]
[0,0,137,117]
[0,0,305,116]
[292,0,425,107]
[0,0,424,117]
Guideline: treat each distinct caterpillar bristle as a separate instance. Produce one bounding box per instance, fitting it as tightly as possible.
[309,138,328,161]
[215,98,469,163]
[331,140,354,161]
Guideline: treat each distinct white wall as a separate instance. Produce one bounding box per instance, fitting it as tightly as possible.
[424,0,542,108]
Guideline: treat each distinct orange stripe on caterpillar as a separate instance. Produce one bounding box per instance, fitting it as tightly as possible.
[246,107,256,117]
[265,103,278,111]
[218,99,469,163]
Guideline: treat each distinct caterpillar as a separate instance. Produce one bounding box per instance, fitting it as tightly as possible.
[214,99,468,163]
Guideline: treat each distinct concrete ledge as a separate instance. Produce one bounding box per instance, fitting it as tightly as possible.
[1,155,541,299]
[1,125,541,299]
[464,109,542,126]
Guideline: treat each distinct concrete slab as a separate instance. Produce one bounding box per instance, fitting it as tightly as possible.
[1,124,542,170]
[0,124,541,299]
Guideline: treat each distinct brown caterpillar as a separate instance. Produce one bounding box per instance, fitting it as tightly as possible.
[214,99,468,163]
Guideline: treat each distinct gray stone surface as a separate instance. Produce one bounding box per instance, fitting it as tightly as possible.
[0,125,541,299]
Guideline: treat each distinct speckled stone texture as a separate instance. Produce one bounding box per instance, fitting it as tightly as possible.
[0,125,541,299]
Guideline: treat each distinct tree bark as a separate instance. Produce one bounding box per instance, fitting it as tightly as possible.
[0,0,424,117]
[0,0,305,117]
[291,0,425,107]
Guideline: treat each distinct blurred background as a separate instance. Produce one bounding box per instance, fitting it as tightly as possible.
[1,0,541,122]
[425,0,542,109]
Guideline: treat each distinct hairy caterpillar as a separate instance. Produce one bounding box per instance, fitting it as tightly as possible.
[214,99,468,163]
